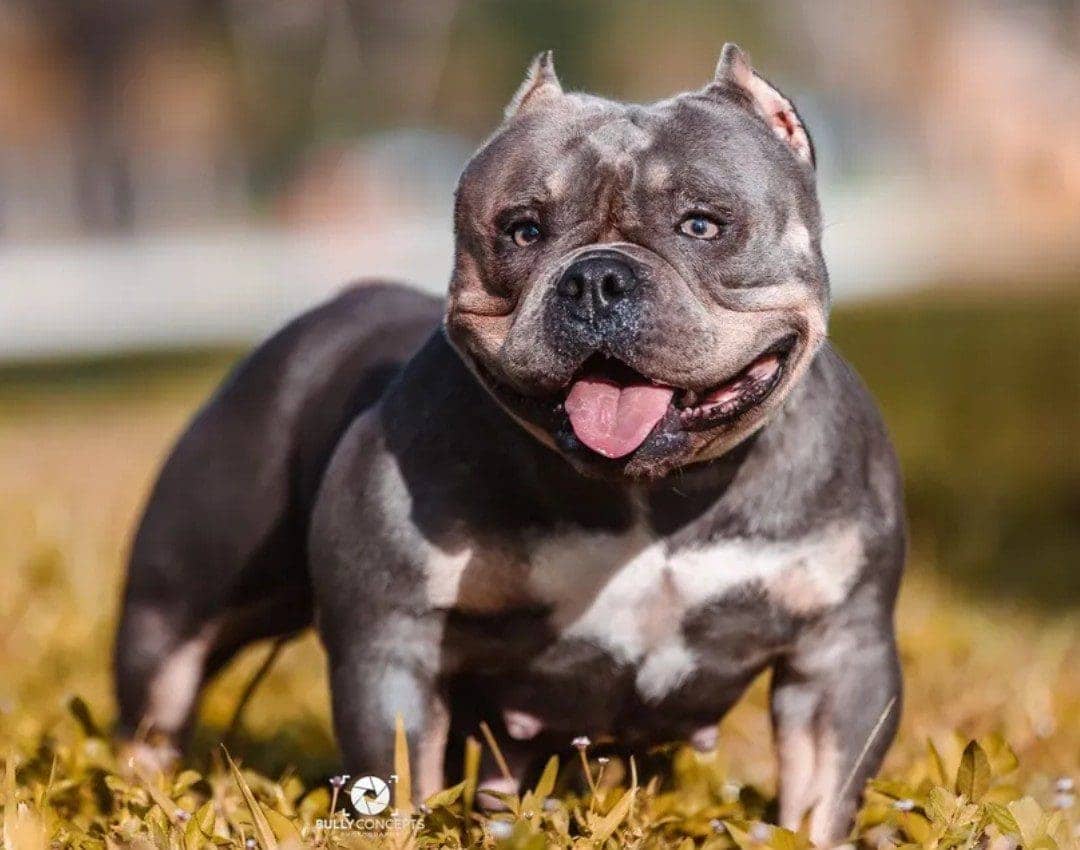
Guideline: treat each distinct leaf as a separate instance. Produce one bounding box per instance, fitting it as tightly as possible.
[149,816,170,850]
[259,803,302,848]
[1007,797,1046,849]
[1044,810,1073,849]
[955,740,991,801]
[130,761,181,825]
[194,801,216,837]
[481,788,521,817]
[297,787,330,822]
[587,772,636,844]
[869,779,919,801]
[394,713,413,816]
[532,756,559,802]
[462,735,481,815]
[172,771,203,796]
[68,696,102,738]
[722,821,754,850]
[927,786,959,824]
[984,801,1020,837]
[184,803,211,848]
[980,733,1020,776]
[423,781,464,811]
[222,748,278,850]
[3,754,17,850]
[898,811,932,844]
[770,826,799,850]
[926,739,949,786]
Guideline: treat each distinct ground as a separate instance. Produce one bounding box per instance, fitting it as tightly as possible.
[0,292,1077,849]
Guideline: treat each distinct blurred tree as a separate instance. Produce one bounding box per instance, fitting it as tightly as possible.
[26,0,150,231]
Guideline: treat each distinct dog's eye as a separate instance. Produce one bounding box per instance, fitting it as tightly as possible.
[678,215,722,240]
[508,220,543,247]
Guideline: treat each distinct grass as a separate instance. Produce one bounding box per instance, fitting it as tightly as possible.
[0,292,1077,848]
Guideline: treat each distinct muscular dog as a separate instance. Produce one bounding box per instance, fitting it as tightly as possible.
[116,46,904,845]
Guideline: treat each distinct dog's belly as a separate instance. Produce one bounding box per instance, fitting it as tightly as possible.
[430,520,865,718]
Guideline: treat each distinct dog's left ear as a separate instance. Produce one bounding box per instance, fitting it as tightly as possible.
[711,43,814,167]
[504,50,564,120]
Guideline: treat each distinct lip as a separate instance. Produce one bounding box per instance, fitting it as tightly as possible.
[671,333,796,430]
[557,333,796,434]
[468,332,798,467]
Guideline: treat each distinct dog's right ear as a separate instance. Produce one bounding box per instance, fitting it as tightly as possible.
[505,50,563,120]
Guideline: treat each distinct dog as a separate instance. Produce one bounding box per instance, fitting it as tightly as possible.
[115,45,904,845]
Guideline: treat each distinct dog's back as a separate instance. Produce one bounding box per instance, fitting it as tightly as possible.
[114,282,442,746]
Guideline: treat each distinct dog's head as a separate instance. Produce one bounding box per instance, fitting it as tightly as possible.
[446,45,827,479]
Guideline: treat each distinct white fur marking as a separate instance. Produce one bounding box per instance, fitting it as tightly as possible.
[504,709,544,741]
[690,723,720,753]
[782,218,812,256]
[544,161,575,199]
[527,522,864,698]
[146,626,216,733]
[643,161,670,190]
[777,724,818,829]
[635,641,697,701]
[423,545,476,608]
[808,729,843,846]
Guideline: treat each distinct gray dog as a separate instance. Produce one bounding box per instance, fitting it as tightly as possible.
[116,45,904,845]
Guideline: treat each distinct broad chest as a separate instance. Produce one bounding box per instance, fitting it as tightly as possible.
[427,520,865,693]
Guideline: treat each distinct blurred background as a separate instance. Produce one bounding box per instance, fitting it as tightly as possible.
[0,0,1076,789]
[3,0,1080,355]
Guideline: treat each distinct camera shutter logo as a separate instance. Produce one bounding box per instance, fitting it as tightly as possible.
[350,775,390,815]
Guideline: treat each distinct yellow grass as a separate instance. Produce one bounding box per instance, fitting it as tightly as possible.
[0,310,1077,846]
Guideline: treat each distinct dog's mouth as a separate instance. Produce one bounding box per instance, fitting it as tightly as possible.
[560,335,796,459]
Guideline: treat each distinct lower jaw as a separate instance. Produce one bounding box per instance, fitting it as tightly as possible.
[552,372,786,477]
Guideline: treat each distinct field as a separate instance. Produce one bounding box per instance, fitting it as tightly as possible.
[0,292,1077,849]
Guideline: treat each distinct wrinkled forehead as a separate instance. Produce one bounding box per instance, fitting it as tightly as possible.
[458,94,810,216]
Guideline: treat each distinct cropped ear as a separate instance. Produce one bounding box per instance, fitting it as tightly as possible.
[712,43,814,167]
[505,50,563,120]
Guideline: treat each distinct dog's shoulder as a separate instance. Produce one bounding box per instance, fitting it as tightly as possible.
[791,340,906,570]
[804,341,905,518]
[661,340,903,550]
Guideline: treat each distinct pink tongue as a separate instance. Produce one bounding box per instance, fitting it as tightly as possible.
[565,378,675,458]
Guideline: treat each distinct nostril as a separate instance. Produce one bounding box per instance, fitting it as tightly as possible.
[557,273,584,300]
[601,271,626,299]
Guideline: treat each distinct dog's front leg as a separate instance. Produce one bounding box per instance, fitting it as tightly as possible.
[770,600,901,846]
[325,611,450,802]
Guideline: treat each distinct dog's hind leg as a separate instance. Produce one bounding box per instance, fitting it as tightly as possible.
[114,586,312,770]
[113,284,443,765]
[114,597,214,769]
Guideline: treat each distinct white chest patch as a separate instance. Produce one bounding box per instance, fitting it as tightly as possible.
[524,522,865,699]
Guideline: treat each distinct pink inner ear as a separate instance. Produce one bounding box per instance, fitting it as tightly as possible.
[740,71,812,164]
[765,103,811,162]
[775,109,796,137]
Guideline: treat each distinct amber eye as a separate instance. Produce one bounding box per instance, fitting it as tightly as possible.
[509,220,542,247]
[678,215,722,239]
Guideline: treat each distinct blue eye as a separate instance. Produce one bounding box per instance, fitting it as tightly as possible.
[510,221,542,246]
[679,215,721,239]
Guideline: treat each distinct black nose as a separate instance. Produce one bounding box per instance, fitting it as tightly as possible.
[555,255,638,314]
